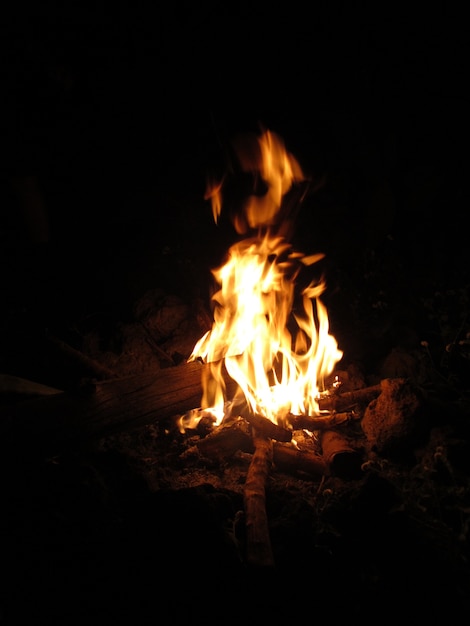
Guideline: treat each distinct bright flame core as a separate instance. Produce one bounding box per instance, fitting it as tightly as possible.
[189,129,342,426]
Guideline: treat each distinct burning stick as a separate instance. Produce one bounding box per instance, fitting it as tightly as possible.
[236,404,292,442]
[243,431,275,568]
[288,410,358,431]
[191,417,253,461]
[318,384,382,412]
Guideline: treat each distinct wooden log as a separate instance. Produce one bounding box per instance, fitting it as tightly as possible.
[0,361,235,458]
[239,409,292,443]
[318,383,382,412]
[191,418,253,461]
[320,429,363,478]
[288,410,359,431]
[231,399,293,442]
[243,431,275,568]
[272,442,329,477]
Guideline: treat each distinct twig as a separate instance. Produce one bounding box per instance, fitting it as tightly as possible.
[47,334,118,380]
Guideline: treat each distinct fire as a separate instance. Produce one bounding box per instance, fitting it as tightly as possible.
[187,129,343,428]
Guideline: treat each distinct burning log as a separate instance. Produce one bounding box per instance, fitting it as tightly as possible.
[189,418,328,478]
[288,410,359,431]
[243,431,275,568]
[0,361,225,458]
[237,406,292,443]
[191,417,253,461]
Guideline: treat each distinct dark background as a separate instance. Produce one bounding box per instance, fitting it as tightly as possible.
[2,2,468,370]
[2,1,468,382]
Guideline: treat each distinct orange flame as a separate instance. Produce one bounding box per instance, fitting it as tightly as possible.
[188,129,342,427]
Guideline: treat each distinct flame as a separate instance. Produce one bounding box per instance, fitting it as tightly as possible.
[188,129,342,428]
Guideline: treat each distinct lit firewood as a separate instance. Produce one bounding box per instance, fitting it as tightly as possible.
[230,399,292,442]
[0,361,209,458]
[191,418,253,461]
[318,383,382,412]
[288,410,359,431]
[186,417,328,478]
[238,409,293,443]
[243,431,275,568]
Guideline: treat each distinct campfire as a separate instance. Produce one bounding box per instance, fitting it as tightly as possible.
[2,115,468,624]
[173,128,421,566]
[0,126,429,572]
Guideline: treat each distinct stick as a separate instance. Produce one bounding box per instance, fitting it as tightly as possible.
[240,409,292,443]
[318,383,382,412]
[288,410,359,431]
[0,374,62,398]
[48,334,118,380]
[231,399,292,442]
[243,431,275,568]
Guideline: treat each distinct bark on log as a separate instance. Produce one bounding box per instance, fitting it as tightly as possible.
[243,431,275,568]
[0,361,235,458]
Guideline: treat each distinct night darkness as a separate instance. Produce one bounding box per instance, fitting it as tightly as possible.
[1,3,469,625]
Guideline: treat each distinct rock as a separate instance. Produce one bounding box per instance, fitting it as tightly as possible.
[361,377,426,459]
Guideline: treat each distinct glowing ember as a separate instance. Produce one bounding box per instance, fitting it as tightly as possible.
[187,129,343,428]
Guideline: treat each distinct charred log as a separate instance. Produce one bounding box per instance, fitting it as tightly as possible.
[192,417,253,460]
